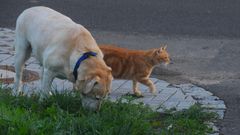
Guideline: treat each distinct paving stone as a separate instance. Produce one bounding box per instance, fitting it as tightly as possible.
[207,109,225,119]
[0,54,12,61]
[135,96,156,104]
[167,90,196,110]
[146,102,161,110]
[186,86,213,99]
[162,101,179,110]
[108,92,125,102]
[173,83,194,93]
[0,56,15,65]
[192,86,213,94]
[199,99,225,108]
[136,78,161,92]
[142,91,156,97]
[138,84,150,91]
[156,108,165,112]
[0,35,10,39]
[26,64,41,72]
[113,87,132,94]
[142,93,156,102]
[177,100,196,110]
[159,87,178,95]
[134,97,155,105]
[26,57,39,65]
[150,78,160,83]
[111,79,127,91]
[147,99,164,106]
[0,47,13,53]
[22,81,41,93]
[0,28,14,33]
[118,80,132,89]
[0,69,15,78]
[52,79,73,91]
[108,95,120,102]
[152,92,174,102]
[2,83,14,89]
[155,80,170,89]
[4,39,14,43]
[201,103,226,110]
[0,40,7,44]
[200,95,220,101]
[167,89,186,101]
[0,40,13,47]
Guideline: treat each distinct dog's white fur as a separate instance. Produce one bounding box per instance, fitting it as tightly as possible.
[14,7,112,105]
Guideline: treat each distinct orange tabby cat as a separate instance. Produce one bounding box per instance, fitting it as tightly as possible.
[99,44,170,96]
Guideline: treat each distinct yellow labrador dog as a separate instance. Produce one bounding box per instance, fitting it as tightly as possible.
[14,6,113,110]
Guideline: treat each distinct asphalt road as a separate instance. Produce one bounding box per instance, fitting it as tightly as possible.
[0,0,240,38]
[1,0,240,134]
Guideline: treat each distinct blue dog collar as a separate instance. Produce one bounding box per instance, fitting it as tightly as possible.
[73,51,97,80]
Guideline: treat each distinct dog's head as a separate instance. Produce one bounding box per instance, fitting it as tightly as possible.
[74,60,113,111]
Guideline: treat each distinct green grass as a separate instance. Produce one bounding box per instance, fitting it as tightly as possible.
[0,88,217,135]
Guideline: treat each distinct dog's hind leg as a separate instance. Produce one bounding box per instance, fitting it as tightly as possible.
[13,36,31,96]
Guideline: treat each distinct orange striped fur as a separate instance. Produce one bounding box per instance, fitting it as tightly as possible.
[99,44,170,96]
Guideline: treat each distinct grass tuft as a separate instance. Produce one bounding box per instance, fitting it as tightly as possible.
[0,88,217,135]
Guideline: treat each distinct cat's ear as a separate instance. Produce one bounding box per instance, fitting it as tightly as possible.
[155,48,162,55]
[163,45,167,50]
[160,44,167,50]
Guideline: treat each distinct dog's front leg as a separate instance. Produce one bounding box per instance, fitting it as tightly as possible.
[40,68,55,99]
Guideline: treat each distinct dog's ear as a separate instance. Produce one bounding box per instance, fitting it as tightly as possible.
[107,67,112,72]
[83,76,100,94]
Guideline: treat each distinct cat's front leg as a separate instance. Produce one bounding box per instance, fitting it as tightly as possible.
[139,78,156,95]
[132,80,142,96]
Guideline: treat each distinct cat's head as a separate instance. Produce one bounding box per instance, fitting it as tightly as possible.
[152,46,170,65]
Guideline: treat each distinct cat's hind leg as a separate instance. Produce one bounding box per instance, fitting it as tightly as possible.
[138,78,156,95]
[132,80,142,96]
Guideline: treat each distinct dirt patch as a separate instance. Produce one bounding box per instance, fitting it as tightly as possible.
[0,65,39,84]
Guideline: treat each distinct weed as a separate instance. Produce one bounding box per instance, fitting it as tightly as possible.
[0,88,217,135]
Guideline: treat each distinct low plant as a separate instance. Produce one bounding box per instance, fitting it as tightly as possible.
[0,88,217,135]
[155,105,218,135]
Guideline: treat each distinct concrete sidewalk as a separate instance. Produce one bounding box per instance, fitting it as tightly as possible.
[0,28,226,134]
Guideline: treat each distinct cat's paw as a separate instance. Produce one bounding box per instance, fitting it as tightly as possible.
[134,90,142,97]
[150,90,157,96]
